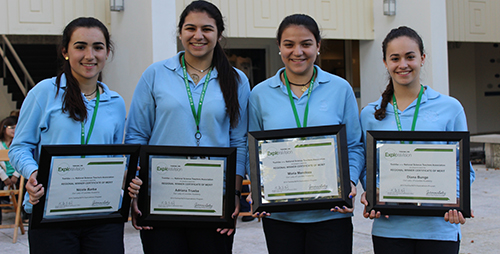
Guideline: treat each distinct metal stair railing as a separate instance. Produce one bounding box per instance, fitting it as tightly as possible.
[1,34,36,97]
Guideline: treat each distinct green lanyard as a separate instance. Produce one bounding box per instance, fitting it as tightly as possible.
[81,88,100,157]
[181,54,212,146]
[392,85,424,144]
[284,67,316,128]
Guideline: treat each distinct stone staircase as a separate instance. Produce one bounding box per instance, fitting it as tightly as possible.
[0,78,17,117]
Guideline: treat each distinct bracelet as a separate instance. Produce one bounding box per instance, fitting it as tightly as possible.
[235,190,241,198]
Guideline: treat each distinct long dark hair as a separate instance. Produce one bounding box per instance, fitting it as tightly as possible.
[56,17,113,122]
[0,116,18,141]
[178,0,241,128]
[374,26,424,120]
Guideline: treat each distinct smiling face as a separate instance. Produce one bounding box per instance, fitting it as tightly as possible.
[179,11,219,63]
[278,25,320,79]
[383,36,426,89]
[62,27,109,86]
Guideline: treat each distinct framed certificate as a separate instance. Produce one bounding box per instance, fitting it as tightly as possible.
[248,125,352,213]
[32,144,141,229]
[366,131,472,217]
[137,146,236,228]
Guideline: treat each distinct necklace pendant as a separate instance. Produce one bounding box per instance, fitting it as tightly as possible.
[191,73,200,84]
[301,86,308,92]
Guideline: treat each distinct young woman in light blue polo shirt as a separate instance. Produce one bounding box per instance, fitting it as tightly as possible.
[359,26,475,254]
[125,1,250,253]
[9,17,141,254]
[249,14,364,254]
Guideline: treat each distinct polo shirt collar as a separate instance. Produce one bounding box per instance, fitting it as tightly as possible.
[164,51,219,80]
[268,65,330,89]
[382,85,441,113]
[55,74,116,101]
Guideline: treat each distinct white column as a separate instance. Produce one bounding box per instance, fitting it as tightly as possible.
[103,0,178,112]
[360,0,449,108]
[427,0,449,96]
[151,0,178,63]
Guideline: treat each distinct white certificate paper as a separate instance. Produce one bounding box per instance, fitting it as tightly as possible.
[150,158,224,216]
[260,138,338,201]
[379,143,457,204]
[45,157,126,216]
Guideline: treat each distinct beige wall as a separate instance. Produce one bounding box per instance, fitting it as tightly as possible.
[177,0,374,40]
[0,0,7,34]
[0,0,110,34]
[447,0,500,42]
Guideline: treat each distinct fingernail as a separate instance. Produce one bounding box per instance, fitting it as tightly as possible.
[349,195,353,199]
[343,206,347,209]
[249,201,252,204]
[256,212,260,216]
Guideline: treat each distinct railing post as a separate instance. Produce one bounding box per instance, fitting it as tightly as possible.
[1,35,36,89]
[1,38,5,79]
[0,34,38,100]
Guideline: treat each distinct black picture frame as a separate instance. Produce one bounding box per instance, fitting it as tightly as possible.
[32,144,141,229]
[248,125,352,213]
[137,146,236,228]
[366,131,471,217]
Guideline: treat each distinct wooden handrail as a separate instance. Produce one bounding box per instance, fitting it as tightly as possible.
[1,34,36,96]
[0,46,27,96]
[1,35,36,88]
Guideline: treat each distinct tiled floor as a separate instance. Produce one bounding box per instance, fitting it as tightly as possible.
[1,165,497,254]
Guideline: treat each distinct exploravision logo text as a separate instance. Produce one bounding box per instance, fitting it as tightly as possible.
[384,149,412,160]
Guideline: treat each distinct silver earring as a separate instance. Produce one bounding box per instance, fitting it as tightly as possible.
[421,63,424,66]
[317,52,320,55]
[278,52,281,55]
